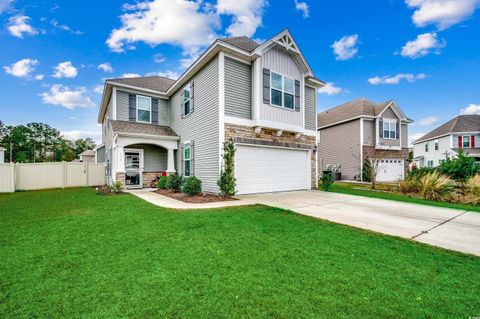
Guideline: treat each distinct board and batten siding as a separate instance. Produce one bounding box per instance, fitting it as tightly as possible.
[304,86,316,130]
[128,144,167,172]
[225,57,251,119]
[319,119,361,180]
[169,56,220,193]
[116,89,170,125]
[260,45,304,127]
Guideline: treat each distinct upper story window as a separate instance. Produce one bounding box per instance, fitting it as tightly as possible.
[383,120,397,139]
[271,72,294,110]
[182,84,192,116]
[425,143,429,152]
[462,135,471,148]
[434,140,439,150]
[184,142,191,177]
[137,95,151,123]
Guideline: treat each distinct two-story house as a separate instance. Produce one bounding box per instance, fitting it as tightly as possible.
[413,114,480,168]
[317,98,413,182]
[95,29,323,195]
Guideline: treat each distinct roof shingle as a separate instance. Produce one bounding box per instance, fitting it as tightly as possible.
[107,76,175,93]
[414,115,480,143]
[219,36,260,52]
[110,120,178,137]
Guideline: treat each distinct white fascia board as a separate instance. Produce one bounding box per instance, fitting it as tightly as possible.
[218,52,226,171]
[105,81,169,98]
[225,116,317,137]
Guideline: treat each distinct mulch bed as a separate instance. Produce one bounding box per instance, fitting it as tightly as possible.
[154,189,235,203]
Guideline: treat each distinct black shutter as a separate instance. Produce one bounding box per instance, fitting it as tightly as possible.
[396,122,400,139]
[294,80,300,112]
[190,141,195,176]
[379,119,384,138]
[151,98,158,125]
[128,94,136,122]
[180,144,184,177]
[263,68,270,104]
[190,81,194,114]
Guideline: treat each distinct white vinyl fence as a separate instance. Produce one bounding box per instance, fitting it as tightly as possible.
[0,162,105,193]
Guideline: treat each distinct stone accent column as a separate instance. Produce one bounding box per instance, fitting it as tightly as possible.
[166,148,176,174]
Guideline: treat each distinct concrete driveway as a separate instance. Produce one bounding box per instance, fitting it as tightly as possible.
[238,191,480,257]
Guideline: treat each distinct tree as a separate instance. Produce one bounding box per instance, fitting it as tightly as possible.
[218,140,236,196]
[74,138,96,157]
[363,149,397,190]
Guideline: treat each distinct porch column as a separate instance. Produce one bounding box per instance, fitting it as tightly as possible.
[166,148,176,174]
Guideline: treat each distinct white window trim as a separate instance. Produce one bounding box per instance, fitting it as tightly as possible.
[383,120,397,140]
[136,95,152,124]
[182,84,192,118]
[184,141,191,177]
[270,71,296,111]
[462,135,471,148]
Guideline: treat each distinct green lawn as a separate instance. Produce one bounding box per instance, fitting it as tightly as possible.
[329,182,480,212]
[1,188,479,318]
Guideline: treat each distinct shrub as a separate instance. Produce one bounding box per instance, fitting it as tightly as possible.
[438,150,479,181]
[156,175,168,189]
[182,176,202,196]
[362,159,373,182]
[399,178,420,194]
[465,174,480,198]
[218,140,236,196]
[166,173,183,192]
[407,167,435,180]
[419,172,454,200]
[320,170,334,191]
[108,180,124,193]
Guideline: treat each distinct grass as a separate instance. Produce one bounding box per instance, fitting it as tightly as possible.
[1,188,479,318]
[329,182,480,212]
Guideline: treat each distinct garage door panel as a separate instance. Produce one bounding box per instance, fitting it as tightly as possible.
[377,159,404,182]
[236,145,310,195]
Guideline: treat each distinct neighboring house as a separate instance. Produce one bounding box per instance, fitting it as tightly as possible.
[317,99,413,182]
[413,114,480,168]
[0,147,5,163]
[76,150,95,163]
[96,29,323,194]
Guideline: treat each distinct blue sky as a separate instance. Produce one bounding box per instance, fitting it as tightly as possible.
[1,0,479,144]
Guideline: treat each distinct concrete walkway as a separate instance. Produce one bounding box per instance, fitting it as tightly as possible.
[239,191,480,257]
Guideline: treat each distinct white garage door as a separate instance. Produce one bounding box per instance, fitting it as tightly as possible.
[235,145,311,195]
[376,159,404,182]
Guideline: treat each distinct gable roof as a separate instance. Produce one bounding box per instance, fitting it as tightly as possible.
[317,98,412,128]
[219,36,260,52]
[107,76,176,93]
[110,120,178,137]
[414,114,480,144]
[79,150,95,156]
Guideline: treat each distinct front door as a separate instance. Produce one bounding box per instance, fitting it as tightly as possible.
[125,149,143,188]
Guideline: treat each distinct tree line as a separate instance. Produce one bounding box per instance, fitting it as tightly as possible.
[0,121,96,163]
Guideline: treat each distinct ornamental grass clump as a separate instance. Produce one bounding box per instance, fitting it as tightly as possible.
[419,171,454,201]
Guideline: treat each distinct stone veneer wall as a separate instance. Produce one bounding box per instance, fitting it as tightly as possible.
[225,123,318,188]
[363,146,409,176]
[115,171,161,188]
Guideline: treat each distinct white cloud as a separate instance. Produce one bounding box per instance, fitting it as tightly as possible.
[331,34,359,60]
[107,0,219,54]
[40,84,95,109]
[318,82,342,95]
[216,0,267,37]
[146,70,180,79]
[294,0,309,18]
[400,32,446,58]
[34,74,44,80]
[97,63,113,73]
[419,116,439,126]
[93,85,104,94]
[7,15,38,38]
[50,19,83,35]
[409,132,427,145]
[0,0,14,13]
[4,58,39,78]
[368,73,426,85]
[61,130,101,143]
[460,103,480,115]
[52,61,78,78]
[122,73,141,78]
[405,0,480,30]
[153,53,166,63]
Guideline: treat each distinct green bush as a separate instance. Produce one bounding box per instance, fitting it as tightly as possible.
[407,167,435,180]
[438,150,479,181]
[166,173,183,192]
[156,176,168,189]
[108,180,124,193]
[320,170,334,191]
[419,172,454,200]
[218,140,236,196]
[182,176,202,196]
[362,159,374,182]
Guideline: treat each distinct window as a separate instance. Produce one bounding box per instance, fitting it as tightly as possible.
[427,160,434,168]
[184,142,191,177]
[434,140,439,151]
[425,143,429,152]
[383,121,397,139]
[137,96,151,123]
[270,72,295,110]
[183,85,191,116]
[463,136,471,148]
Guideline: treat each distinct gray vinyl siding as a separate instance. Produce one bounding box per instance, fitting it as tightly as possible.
[401,124,408,148]
[225,57,251,119]
[128,144,167,172]
[96,145,105,163]
[319,119,361,180]
[116,89,170,125]
[260,44,304,127]
[363,119,375,146]
[381,107,399,120]
[304,86,316,130]
[169,56,220,193]
[379,107,401,147]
